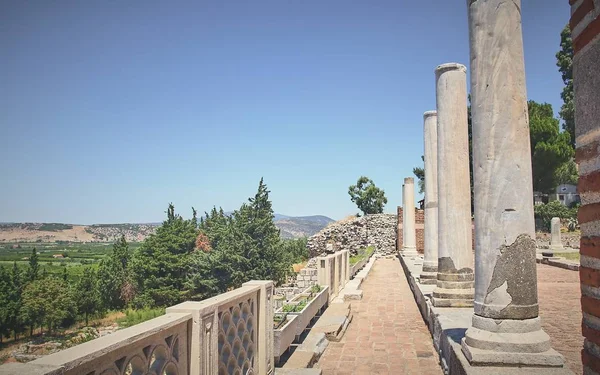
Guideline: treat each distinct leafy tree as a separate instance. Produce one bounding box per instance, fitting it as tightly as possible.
[130,204,198,307]
[240,178,289,283]
[74,268,101,326]
[556,25,575,147]
[534,200,578,231]
[0,266,10,343]
[187,209,241,299]
[27,248,39,282]
[281,237,309,264]
[348,176,388,215]
[554,159,579,186]
[529,101,575,193]
[97,235,131,310]
[21,277,74,334]
[412,156,425,194]
[8,262,25,340]
[187,179,298,299]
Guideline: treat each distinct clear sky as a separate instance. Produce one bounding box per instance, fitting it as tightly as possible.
[1,0,570,224]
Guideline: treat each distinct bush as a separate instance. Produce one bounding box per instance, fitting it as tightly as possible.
[534,201,578,231]
[116,308,165,328]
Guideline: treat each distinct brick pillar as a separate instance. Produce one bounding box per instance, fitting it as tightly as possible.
[571,0,600,373]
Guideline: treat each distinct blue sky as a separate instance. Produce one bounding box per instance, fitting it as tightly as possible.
[0,0,570,224]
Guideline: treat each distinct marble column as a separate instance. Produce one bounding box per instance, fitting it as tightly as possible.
[431,63,474,307]
[461,0,565,367]
[550,217,564,251]
[421,111,438,284]
[402,177,418,257]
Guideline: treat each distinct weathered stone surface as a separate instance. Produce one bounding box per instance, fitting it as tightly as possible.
[433,62,474,307]
[463,0,563,368]
[422,110,439,284]
[550,217,565,251]
[307,214,396,257]
[402,177,418,257]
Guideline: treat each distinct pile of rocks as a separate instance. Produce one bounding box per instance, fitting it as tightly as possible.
[307,214,397,258]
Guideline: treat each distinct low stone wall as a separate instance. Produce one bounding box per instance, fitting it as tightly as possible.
[3,280,275,375]
[536,231,581,249]
[307,214,396,257]
[296,268,318,289]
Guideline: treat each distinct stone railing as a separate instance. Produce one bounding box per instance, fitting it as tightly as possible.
[2,280,274,375]
[317,250,350,299]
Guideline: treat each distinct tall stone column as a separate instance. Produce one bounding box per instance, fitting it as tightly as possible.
[421,111,438,284]
[550,217,564,251]
[431,63,474,307]
[461,0,565,367]
[402,177,418,257]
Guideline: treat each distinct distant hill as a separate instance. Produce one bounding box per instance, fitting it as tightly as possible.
[274,215,335,239]
[0,214,333,242]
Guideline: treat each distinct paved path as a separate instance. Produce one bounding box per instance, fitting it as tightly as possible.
[537,264,583,374]
[315,258,441,375]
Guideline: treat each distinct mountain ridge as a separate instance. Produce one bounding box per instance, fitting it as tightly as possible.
[0,214,334,242]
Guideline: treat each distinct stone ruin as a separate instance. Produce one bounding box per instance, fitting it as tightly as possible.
[306,213,396,258]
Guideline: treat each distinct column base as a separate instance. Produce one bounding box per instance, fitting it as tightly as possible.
[431,291,474,307]
[420,271,437,284]
[550,245,565,252]
[401,246,419,258]
[461,315,566,367]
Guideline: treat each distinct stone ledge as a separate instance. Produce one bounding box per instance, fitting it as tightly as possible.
[398,255,575,375]
[335,254,377,302]
[275,368,322,375]
[536,254,579,271]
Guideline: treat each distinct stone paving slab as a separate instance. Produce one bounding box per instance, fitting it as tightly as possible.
[315,258,442,374]
[537,264,583,375]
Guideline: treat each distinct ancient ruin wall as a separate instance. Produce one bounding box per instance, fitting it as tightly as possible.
[307,214,397,257]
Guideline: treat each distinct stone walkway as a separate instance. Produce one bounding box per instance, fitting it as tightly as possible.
[315,258,441,374]
[537,264,583,375]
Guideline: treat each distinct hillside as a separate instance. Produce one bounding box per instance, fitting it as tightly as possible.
[274,215,335,239]
[0,215,333,243]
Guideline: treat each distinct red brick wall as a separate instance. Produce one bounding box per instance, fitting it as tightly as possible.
[398,206,476,256]
[571,0,600,372]
[397,206,425,254]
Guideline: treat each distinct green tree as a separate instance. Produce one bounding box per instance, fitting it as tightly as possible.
[348,176,388,215]
[74,268,101,326]
[97,235,131,310]
[21,278,74,334]
[0,266,10,343]
[554,159,579,186]
[8,262,25,340]
[556,25,575,148]
[412,156,425,194]
[27,248,39,282]
[529,101,575,193]
[187,208,244,299]
[187,179,297,299]
[130,204,198,307]
[240,178,289,283]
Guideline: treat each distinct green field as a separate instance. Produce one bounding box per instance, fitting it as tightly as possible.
[0,241,142,280]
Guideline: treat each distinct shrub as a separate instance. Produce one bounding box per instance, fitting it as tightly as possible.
[534,201,577,231]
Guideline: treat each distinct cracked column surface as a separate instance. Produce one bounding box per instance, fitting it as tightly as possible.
[421,111,438,284]
[461,0,566,368]
[431,63,474,307]
[550,217,564,251]
[402,177,418,257]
